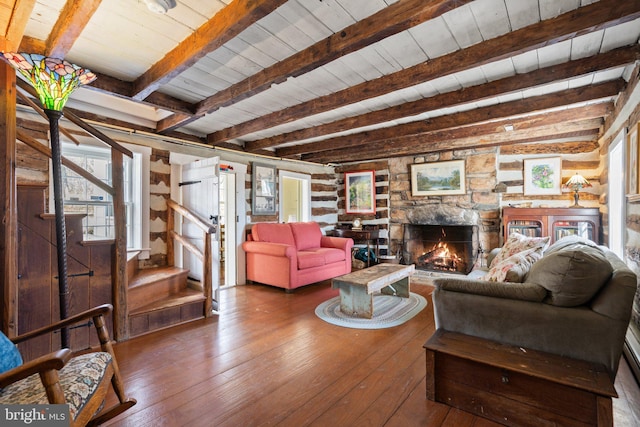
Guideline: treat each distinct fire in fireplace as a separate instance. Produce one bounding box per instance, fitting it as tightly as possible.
[403,224,476,274]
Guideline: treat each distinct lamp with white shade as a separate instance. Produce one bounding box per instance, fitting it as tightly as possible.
[563,173,592,207]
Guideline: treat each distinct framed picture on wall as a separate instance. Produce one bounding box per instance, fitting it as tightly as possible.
[523,157,562,196]
[410,160,466,196]
[252,163,276,215]
[345,170,376,214]
[627,123,639,195]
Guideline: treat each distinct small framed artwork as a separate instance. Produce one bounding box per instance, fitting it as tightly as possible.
[523,157,562,195]
[411,160,466,196]
[252,162,276,215]
[345,170,376,214]
[627,123,639,195]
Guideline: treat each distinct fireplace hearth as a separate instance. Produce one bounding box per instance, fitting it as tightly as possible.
[403,224,476,275]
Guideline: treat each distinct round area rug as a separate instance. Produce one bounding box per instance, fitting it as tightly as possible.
[314,292,427,329]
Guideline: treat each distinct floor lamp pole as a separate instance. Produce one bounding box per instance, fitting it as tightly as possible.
[45,108,70,348]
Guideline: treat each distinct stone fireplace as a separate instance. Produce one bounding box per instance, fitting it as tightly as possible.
[403,224,476,274]
[399,205,481,275]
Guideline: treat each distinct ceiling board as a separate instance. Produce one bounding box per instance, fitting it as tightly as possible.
[5,0,639,165]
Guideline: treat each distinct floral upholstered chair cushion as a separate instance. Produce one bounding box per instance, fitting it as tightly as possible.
[0,352,112,422]
[490,232,550,268]
[483,247,545,282]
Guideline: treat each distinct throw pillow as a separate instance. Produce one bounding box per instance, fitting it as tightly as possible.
[526,245,613,307]
[482,247,544,282]
[0,331,22,374]
[544,234,601,256]
[490,232,550,268]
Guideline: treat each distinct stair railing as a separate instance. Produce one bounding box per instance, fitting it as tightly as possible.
[165,198,216,317]
[16,80,132,340]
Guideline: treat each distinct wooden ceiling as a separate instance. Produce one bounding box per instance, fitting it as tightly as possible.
[2,0,640,165]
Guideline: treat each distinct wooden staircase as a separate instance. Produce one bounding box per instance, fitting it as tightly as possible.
[127,254,206,338]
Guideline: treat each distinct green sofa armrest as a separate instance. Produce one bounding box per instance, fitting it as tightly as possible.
[433,277,547,302]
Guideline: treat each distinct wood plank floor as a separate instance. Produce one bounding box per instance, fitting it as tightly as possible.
[104,281,640,426]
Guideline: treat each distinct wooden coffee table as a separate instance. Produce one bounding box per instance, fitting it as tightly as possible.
[331,264,415,318]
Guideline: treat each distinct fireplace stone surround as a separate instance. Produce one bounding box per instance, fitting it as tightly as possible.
[403,224,477,275]
[398,205,481,274]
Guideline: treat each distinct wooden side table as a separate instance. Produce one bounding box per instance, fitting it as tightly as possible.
[329,228,380,266]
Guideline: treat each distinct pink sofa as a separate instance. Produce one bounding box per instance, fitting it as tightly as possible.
[242,222,354,290]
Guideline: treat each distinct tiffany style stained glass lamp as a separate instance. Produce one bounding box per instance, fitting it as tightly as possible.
[1,52,96,347]
[563,173,592,207]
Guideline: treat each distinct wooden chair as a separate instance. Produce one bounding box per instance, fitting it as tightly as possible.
[0,304,136,426]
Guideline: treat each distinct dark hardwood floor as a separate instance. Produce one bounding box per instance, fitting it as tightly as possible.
[104,281,640,426]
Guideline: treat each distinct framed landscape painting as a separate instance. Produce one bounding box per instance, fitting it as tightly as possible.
[523,157,562,195]
[345,170,376,214]
[411,160,466,196]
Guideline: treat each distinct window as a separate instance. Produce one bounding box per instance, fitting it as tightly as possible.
[61,143,148,252]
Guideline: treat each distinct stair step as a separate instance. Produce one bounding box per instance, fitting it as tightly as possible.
[129,289,205,316]
[129,266,190,311]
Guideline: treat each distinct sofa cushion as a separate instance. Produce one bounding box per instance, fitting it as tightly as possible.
[290,222,322,250]
[252,223,295,246]
[482,247,544,282]
[316,247,346,264]
[490,232,550,268]
[526,245,613,307]
[297,251,326,269]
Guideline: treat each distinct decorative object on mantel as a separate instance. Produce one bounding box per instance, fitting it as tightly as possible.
[563,173,592,207]
[352,217,362,230]
[345,170,376,214]
[1,52,96,348]
[315,292,427,329]
[411,160,466,196]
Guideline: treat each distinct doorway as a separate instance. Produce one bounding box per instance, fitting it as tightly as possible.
[219,171,236,287]
[279,170,311,223]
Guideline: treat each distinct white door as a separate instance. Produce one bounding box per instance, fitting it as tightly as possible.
[181,157,221,311]
[220,171,237,287]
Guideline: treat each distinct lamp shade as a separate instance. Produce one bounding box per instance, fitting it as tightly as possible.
[0,52,96,111]
[565,173,591,189]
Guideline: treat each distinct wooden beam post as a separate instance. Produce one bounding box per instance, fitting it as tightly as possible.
[111,150,128,341]
[0,61,18,336]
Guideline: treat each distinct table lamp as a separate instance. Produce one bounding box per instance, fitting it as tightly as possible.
[563,173,592,207]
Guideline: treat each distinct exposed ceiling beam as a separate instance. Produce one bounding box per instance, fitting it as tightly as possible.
[2,0,36,51]
[251,45,640,153]
[280,80,621,159]
[500,139,600,155]
[158,0,475,132]
[224,0,640,149]
[132,0,290,101]
[45,0,102,58]
[304,115,605,164]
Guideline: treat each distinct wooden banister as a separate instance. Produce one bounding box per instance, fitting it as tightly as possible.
[16,79,133,159]
[16,129,115,195]
[166,199,216,234]
[165,198,215,317]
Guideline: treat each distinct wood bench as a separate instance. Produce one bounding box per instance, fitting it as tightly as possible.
[331,264,415,318]
[424,329,617,427]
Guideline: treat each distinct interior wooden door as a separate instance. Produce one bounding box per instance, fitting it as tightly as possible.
[181,157,221,311]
